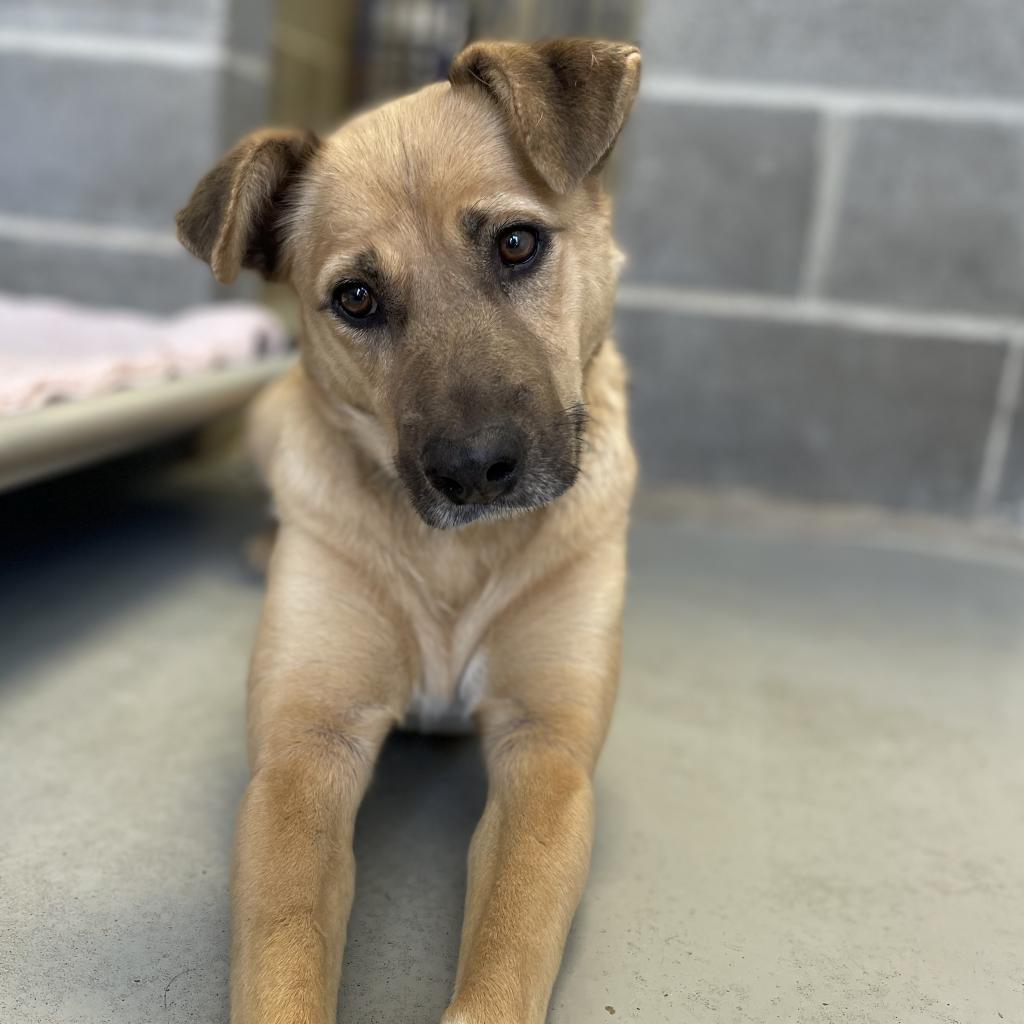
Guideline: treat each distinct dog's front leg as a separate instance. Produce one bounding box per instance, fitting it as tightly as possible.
[231,527,411,1024]
[443,549,627,1024]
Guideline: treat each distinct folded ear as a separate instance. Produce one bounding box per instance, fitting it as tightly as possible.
[176,128,320,284]
[450,37,641,194]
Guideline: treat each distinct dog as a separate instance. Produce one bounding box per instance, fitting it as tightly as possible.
[177,37,641,1024]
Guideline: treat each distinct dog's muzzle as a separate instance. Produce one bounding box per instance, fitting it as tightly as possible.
[395,399,586,529]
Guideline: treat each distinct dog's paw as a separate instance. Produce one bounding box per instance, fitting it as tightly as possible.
[439,1009,475,1024]
[440,1010,513,1024]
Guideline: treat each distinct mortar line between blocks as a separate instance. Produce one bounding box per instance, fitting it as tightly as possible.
[0,213,183,256]
[615,285,1021,343]
[641,73,1024,125]
[0,28,268,82]
[974,335,1024,517]
[798,112,852,298]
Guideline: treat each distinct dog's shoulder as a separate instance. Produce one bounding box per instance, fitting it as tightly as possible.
[246,363,302,485]
[246,365,360,530]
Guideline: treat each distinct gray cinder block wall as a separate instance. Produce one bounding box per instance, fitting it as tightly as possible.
[0,0,273,313]
[615,0,1024,522]
[8,0,1021,523]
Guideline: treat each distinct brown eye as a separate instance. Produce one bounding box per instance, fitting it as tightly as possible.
[497,226,539,267]
[331,280,377,322]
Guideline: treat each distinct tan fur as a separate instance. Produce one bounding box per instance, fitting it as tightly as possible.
[178,38,640,1024]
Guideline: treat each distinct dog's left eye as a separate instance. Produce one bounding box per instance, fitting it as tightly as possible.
[497,226,539,267]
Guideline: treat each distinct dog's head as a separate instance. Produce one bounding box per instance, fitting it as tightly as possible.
[178,38,641,528]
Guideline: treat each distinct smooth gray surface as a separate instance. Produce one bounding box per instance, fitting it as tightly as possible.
[223,0,274,60]
[618,312,1005,513]
[2,453,1023,1023]
[0,0,238,48]
[640,0,1024,98]
[824,118,1024,317]
[615,101,819,294]
[0,55,224,231]
[0,238,215,312]
[219,61,275,149]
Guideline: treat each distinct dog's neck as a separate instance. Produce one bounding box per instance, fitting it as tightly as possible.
[303,366,396,476]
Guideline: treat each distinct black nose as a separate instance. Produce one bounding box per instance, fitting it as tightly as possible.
[421,426,523,505]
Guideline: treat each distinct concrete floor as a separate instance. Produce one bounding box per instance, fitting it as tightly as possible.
[2,451,1023,1024]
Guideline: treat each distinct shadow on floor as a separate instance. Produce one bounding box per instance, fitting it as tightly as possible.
[0,440,267,686]
[341,731,488,1022]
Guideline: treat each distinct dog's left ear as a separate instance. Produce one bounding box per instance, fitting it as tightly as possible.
[450,37,641,194]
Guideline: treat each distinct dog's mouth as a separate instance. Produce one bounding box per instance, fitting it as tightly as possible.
[404,463,579,530]
[396,405,587,530]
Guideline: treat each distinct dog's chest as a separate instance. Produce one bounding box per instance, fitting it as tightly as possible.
[394,540,524,734]
[401,647,488,734]
[399,581,500,733]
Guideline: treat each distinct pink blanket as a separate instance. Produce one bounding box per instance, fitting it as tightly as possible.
[0,293,290,416]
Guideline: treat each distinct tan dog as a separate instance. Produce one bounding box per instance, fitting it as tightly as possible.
[177,37,641,1024]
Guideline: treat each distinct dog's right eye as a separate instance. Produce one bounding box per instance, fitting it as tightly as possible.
[331,280,378,324]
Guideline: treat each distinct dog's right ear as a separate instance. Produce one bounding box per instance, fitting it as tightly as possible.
[176,128,320,285]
